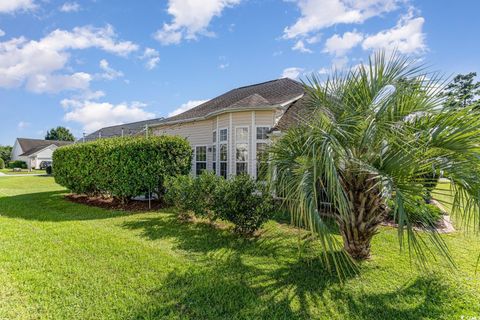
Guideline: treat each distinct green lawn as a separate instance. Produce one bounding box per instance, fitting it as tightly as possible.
[0,168,46,175]
[0,176,479,319]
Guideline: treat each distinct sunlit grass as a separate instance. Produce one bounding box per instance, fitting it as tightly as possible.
[0,176,479,319]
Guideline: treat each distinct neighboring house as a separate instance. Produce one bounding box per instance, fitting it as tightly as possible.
[150,78,307,179]
[81,118,165,142]
[11,138,73,169]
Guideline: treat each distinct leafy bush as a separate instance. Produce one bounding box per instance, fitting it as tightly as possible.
[8,160,27,169]
[214,175,274,236]
[0,158,4,169]
[165,172,224,221]
[165,174,196,219]
[53,136,192,202]
[388,196,444,227]
[46,166,53,175]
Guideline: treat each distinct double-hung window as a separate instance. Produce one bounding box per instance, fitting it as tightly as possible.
[195,146,207,176]
[256,126,270,179]
[219,128,228,178]
[236,127,249,175]
[212,131,217,173]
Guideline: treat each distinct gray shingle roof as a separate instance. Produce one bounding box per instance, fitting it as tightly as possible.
[17,138,73,156]
[272,95,312,132]
[82,118,166,142]
[162,78,305,123]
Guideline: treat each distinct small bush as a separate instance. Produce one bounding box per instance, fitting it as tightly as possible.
[0,158,4,169]
[389,196,443,227]
[46,166,53,175]
[53,136,192,202]
[8,160,27,169]
[214,175,274,236]
[165,174,196,219]
[191,171,224,221]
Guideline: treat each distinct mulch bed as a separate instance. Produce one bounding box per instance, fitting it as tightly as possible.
[65,194,165,211]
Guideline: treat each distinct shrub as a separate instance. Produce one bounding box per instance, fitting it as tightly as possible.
[191,171,224,221]
[165,174,196,219]
[46,166,53,175]
[8,160,27,169]
[53,136,192,202]
[0,158,4,169]
[388,196,443,227]
[214,174,274,236]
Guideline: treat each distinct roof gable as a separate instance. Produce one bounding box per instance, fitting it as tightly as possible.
[17,138,73,156]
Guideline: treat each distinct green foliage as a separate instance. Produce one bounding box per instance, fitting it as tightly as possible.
[269,51,480,276]
[8,160,27,169]
[191,171,224,221]
[442,72,480,109]
[53,136,192,201]
[0,158,4,169]
[214,174,274,236]
[45,126,75,141]
[164,174,196,218]
[0,145,12,164]
[389,196,443,227]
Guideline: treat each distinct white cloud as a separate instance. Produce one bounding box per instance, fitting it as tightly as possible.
[168,99,208,117]
[140,48,160,70]
[17,121,30,129]
[0,25,138,93]
[218,63,229,69]
[63,99,155,132]
[284,0,398,39]
[0,0,35,13]
[98,59,123,80]
[362,14,426,54]
[60,2,80,12]
[0,29,5,37]
[154,0,241,45]
[281,67,304,80]
[292,40,312,53]
[324,31,363,56]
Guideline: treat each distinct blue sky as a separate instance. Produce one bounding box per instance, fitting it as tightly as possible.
[1,0,479,145]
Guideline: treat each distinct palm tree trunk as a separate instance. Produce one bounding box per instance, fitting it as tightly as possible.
[337,176,386,260]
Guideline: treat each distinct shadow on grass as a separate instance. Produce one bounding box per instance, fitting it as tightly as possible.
[0,191,132,221]
[124,216,457,319]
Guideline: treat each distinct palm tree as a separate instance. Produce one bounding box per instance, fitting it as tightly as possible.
[269,52,480,273]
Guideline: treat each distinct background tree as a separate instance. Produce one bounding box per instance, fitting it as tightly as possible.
[269,52,480,276]
[0,145,12,164]
[443,72,480,109]
[45,126,75,141]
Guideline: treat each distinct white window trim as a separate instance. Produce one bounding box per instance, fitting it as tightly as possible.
[194,145,208,176]
[255,125,271,179]
[235,126,249,175]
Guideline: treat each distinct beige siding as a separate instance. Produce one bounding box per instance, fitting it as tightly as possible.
[152,109,277,178]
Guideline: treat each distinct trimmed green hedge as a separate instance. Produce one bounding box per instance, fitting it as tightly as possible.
[53,136,192,201]
[8,160,27,169]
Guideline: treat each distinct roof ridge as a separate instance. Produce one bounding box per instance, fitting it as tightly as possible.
[90,117,166,132]
[231,77,302,92]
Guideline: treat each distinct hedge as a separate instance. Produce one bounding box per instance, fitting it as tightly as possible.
[53,136,192,201]
[8,160,27,169]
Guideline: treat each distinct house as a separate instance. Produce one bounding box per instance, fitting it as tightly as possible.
[82,78,309,179]
[150,78,307,179]
[11,138,73,169]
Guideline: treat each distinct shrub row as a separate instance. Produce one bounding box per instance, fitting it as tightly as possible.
[0,158,4,169]
[8,160,27,169]
[165,172,275,236]
[53,136,192,201]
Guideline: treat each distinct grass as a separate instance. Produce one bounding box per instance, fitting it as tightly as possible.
[0,176,479,319]
[0,168,46,175]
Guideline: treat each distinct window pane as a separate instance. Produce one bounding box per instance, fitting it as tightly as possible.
[236,163,248,175]
[212,145,216,161]
[212,162,216,173]
[256,127,269,140]
[236,127,248,142]
[236,143,248,161]
[212,131,217,143]
[220,144,228,161]
[195,146,206,162]
[220,129,228,142]
[220,163,228,178]
[196,163,207,175]
[256,142,268,160]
